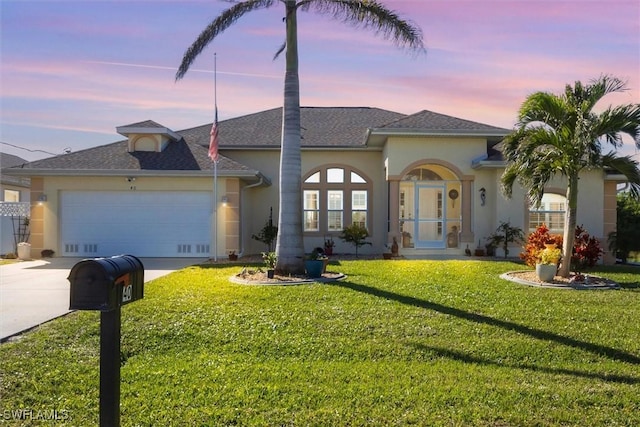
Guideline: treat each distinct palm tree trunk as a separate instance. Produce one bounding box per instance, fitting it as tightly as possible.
[275,0,305,274]
[558,175,579,277]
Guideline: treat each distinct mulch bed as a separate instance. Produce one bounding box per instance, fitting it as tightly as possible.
[502,270,619,290]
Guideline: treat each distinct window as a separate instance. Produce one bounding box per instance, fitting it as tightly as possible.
[327,190,343,231]
[303,166,371,233]
[529,193,566,233]
[327,168,344,183]
[303,190,319,231]
[352,191,367,227]
[3,190,20,202]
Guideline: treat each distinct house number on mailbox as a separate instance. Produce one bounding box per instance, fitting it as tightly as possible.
[122,284,132,302]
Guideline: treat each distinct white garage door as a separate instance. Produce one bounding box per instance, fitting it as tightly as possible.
[60,191,212,257]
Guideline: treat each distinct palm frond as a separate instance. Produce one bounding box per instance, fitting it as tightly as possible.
[299,0,424,52]
[593,104,640,149]
[273,39,287,60]
[517,91,566,128]
[176,0,276,80]
[601,152,640,185]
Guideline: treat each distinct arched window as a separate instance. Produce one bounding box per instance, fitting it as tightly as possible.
[302,166,371,233]
[529,193,566,234]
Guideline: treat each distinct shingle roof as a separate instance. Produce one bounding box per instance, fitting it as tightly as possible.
[118,120,166,128]
[1,153,28,168]
[0,153,31,186]
[13,139,251,173]
[6,106,508,174]
[379,110,509,134]
[180,106,406,148]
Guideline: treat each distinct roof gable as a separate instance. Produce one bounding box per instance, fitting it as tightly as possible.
[380,110,509,134]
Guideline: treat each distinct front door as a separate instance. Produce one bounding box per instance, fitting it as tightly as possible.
[415,185,445,248]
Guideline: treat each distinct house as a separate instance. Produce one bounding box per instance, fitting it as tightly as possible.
[1,153,31,254]
[1,107,621,262]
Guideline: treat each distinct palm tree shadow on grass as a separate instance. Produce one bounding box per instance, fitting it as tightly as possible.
[330,281,640,366]
[413,344,639,385]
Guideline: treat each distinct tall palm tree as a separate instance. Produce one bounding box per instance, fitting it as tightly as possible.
[501,75,640,277]
[176,0,424,274]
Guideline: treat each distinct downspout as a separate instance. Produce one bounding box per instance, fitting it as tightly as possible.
[238,175,265,257]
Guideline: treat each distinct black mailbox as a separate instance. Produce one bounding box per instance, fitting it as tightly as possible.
[69,255,144,311]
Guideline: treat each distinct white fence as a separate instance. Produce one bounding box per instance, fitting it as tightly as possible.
[1,202,30,254]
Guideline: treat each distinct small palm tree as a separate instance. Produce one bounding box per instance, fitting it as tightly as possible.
[501,75,640,277]
[175,0,424,274]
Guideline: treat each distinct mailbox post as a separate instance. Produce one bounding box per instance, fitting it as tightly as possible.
[69,255,144,427]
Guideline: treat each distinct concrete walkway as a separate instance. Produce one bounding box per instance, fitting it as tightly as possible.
[0,257,201,341]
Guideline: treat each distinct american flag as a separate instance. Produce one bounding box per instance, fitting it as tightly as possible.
[208,109,219,162]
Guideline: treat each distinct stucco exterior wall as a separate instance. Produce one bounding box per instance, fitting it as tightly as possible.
[385,136,488,177]
[484,168,609,260]
[228,149,386,255]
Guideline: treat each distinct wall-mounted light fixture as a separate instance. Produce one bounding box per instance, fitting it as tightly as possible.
[221,196,229,206]
[37,194,47,205]
[126,177,136,182]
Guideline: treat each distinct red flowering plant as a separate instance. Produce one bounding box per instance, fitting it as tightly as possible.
[571,225,603,274]
[520,224,563,267]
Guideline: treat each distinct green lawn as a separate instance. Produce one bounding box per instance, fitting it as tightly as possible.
[1,260,639,426]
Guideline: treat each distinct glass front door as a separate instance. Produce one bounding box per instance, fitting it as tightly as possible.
[415,185,445,248]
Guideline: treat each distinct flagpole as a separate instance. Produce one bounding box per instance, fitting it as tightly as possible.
[213,53,218,262]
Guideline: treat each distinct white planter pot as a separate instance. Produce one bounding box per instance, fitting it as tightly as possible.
[536,263,557,282]
[17,242,31,260]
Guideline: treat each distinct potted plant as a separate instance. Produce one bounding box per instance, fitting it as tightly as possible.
[228,250,238,261]
[15,216,31,260]
[262,251,277,278]
[383,244,393,259]
[323,236,335,256]
[304,248,327,278]
[535,245,562,282]
[474,240,485,257]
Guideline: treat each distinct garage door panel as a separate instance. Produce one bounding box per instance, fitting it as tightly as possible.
[60,191,212,257]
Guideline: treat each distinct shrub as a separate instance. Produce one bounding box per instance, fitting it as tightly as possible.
[537,246,562,265]
[520,224,563,267]
[487,221,525,258]
[261,251,277,269]
[572,225,603,273]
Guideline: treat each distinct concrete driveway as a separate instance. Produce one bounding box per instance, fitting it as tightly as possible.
[0,257,201,341]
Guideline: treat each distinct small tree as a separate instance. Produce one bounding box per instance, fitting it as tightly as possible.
[339,224,371,258]
[487,221,524,259]
[252,209,278,252]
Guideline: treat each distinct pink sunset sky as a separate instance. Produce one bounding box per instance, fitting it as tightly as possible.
[1,0,639,162]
